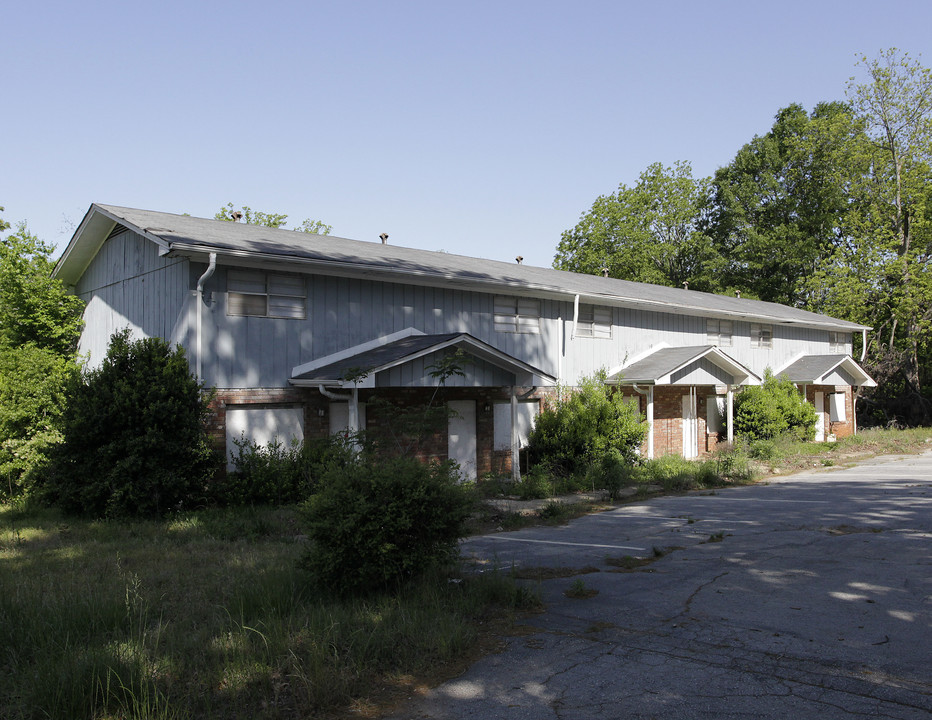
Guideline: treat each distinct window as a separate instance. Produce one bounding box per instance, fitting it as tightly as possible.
[493,401,539,450]
[706,319,733,347]
[228,270,306,319]
[829,392,847,422]
[750,323,773,348]
[829,331,847,353]
[576,304,612,338]
[494,296,540,334]
[225,405,304,469]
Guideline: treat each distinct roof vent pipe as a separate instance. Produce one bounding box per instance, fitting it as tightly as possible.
[516,256,523,264]
[231,211,243,222]
[601,268,609,277]
[379,233,388,244]
[736,290,741,298]
[682,281,689,290]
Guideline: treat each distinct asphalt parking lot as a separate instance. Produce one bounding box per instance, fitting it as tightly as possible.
[392,451,932,719]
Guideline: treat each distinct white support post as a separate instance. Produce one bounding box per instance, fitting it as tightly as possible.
[726,386,734,444]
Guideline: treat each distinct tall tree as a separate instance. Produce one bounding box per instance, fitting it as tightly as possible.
[808,49,932,424]
[215,203,332,235]
[707,102,867,306]
[554,161,723,292]
[0,219,84,357]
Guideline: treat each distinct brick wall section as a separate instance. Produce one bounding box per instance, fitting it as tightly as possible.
[208,385,548,477]
[618,387,723,458]
[804,385,855,439]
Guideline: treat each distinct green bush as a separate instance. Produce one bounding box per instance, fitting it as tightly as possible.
[0,342,75,498]
[527,372,646,477]
[219,434,354,506]
[587,448,636,499]
[734,371,816,442]
[301,457,475,595]
[41,330,218,518]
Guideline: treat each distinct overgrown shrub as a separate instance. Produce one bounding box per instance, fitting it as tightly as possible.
[41,330,218,518]
[0,342,75,498]
[301,457,475,595]
[734,371,816,442]
[218,434,354,506]
[527,372,646,477]
[587,447,636,499]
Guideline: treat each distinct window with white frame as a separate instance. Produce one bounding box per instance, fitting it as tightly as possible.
[576,304,612,338]
[750,323,773,348]
[706,319,733,347]
[829,392,847,422]
[829,331,847,353]
[227,269,306,319]
[494,296,540,334]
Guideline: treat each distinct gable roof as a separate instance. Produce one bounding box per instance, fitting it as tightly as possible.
[55,203,869,332]
[607,345,761,386]
[777,355,876,388]
[290,330,555,388]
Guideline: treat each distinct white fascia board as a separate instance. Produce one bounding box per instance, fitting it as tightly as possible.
[290,327,426,378]
[55,204,172,286]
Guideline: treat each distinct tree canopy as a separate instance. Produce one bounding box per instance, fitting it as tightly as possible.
[554,161,724,292]
[215,203,332,235]
[556,49,932,426]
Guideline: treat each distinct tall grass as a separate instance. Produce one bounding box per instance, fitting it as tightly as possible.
[0,504,537,719]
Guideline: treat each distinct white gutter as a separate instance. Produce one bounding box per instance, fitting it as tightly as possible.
[632,384,654,459]
[571,293,580,340]
[195,253,217,381]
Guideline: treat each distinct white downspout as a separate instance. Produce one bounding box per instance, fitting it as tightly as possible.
[195,253,217,381]
[726,386,734,444]
[511,387,519,483]
[632,383,654,459]
[571,294,580,340]
[861,329,867,362]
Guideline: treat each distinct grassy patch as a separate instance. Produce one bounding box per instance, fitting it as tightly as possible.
[0,503,537,720]
[564,578,599,599]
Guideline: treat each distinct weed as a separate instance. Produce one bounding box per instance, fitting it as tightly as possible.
[564,578,599,599]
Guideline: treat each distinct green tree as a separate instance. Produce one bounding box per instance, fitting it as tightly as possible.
[707,102,868,306]
[807,49,932,424]
[0,219,84,356]
[42,330,217,518]
[215,203,332,235]
[554,162,724,292]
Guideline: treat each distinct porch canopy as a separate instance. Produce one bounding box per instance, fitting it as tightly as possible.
[606,345,760,458]
[777,354,877,388]
[290,328,554,478]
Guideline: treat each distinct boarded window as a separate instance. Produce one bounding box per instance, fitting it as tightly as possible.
[829,392,847,422]
[228,270,306,319]
[494,296,540,334]
[225,406,304,468]
[750,323,773,348]
[493,401,539,450]
[329,402,367,435]
[706,319,733,347]
[706,395,726,433]
[576,305,612,338]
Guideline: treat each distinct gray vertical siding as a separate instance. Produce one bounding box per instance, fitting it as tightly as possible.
[74,234,846,389]
[75,230,191,367]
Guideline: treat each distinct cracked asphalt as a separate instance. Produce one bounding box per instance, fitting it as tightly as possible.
[390,451,932,719]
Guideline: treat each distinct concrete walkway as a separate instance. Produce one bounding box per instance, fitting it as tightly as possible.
[390,452,932,719]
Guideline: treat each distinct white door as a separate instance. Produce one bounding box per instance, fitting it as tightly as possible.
[682,393,698,459]
[447,400,477,481]
[814,392,825,442]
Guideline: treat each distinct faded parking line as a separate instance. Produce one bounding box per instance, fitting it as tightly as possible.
[478,536,646,552]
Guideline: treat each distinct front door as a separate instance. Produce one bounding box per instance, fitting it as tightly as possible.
[682,393,698,459]
[814,391,825,442]
[447,400,477,480]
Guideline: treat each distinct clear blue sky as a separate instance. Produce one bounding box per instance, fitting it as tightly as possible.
[3,0,931,268]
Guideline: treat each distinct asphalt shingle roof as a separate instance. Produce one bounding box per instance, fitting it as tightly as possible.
[58,204,869,332]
